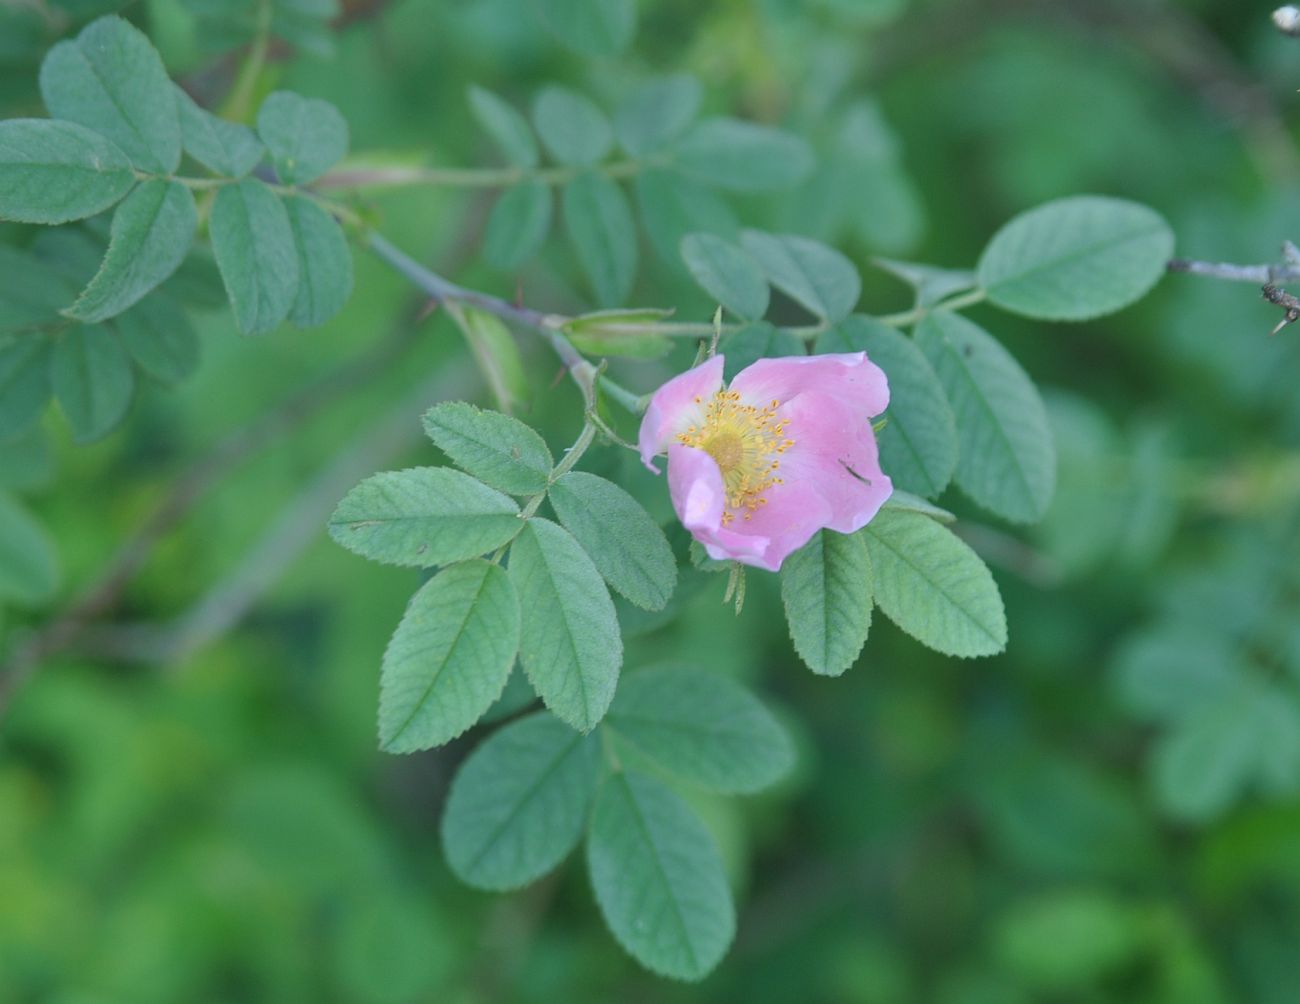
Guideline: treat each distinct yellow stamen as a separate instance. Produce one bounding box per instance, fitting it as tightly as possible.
[676,389,795,517]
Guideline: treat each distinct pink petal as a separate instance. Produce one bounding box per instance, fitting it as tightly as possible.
[638,355,726,472]
[666,444,771,564]
[713,478,834,572]
[778,391,893,534]
[729,352,889,417]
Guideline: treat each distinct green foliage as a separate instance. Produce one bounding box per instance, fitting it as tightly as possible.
[256,91,349,185]
[563,171,637,306]
[819,316,956,498]
[0,490,58,604]
[114,297,200,385]
[917,311,1055,523]
[587,771,735,980]
[533,0,637,56]
[422,401,554,495]
[672,118,813,192]
[862,508,1007,658]
[547,471,677,611]
[483,180,552,271]
[446,306,529,414]
[0,120,135,225]
[680,233,770,320]
[441,711,600,889]
[210,179,301,335]
[509,517,622,732]
[0,1,1262,997]
[781,529,873,676]
[615,75,701,156]
[740,230,860,322]
[468,86,540,168]
[377,560,520,752]
[328,467,523,567]
[39,16,181,174]
[0,336,51,434]
[50,325,135,443]
[284,195,353,327]
[175,86,264,178]
[977,195,1174,321]
[533,86,613,167]
[606,666,794,793]
[718,321,804,381]
[634,168,739,265]
[65,180,197,323]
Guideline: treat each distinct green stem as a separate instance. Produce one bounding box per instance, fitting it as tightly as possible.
[315,157,650,193]
[877,287,987,328]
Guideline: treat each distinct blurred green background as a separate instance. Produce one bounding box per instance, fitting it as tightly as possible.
[4,0,1300,1000]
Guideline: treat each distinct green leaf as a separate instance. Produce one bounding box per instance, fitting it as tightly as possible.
[917,312,1055,523]
[446,305,529,415]
[563,172,637,307]
[672,118,814,192]
[0,120,135,225]
[283,195,353,328]
[819,316,956,498]
[329,467,522,567]
[606,666,794,793]
[716,322,803,383]
[175,85,264,177]
[740,230,860,322]
[51,325,134,443]
[0,491,58,605]
[634,168,739,266]
[781,529,873,676]
[533,0,636,56]
[1112,628,1239,723]
[0,246,75,334]
[0,336,52,435]
[39,15,181,174]
[680,233,769,320]
[1152,683,1275,823]
[0,428,52,492]
[64,180,197,324]
[442,711,600,889]
[377,560,520,753]
[533,86,613,167]
[548,471,677,611]
[863,508,1007,658]
[509,518,621,731]
[210,179,300,335]
[421,401,553,495]
[615,75,701,156]
[467,86,539,168]
[113,296,199,384]
[881,490,955,523]
[483,181,552,271]
[587,772,735,980]
[977,196,1174,321]
[256,91,349,185]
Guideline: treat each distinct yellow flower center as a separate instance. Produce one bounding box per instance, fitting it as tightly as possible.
[676,389,794,524]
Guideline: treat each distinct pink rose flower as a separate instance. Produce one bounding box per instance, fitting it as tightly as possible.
[639,353,893,572]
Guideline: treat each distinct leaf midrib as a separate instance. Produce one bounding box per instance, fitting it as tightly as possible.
[387,566,495,746]
[617,775,699,973]
[865,523,1001,646]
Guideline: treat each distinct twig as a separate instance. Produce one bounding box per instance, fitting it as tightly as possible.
[366,231,640,411]
[1165,259,1289,284]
